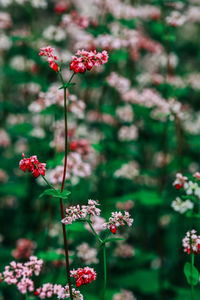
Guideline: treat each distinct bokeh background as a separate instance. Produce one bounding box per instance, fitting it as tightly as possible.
[1,0,200,299]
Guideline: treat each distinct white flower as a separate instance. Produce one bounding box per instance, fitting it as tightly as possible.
[171,197,194,214]
[43,25,66,42]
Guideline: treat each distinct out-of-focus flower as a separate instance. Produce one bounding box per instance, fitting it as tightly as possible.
[70,49,108,73]
[54,1,69,14]
[70,267,96,287]
[193,172,200,180]
[76,243,99,264]
[171,197,194,214]
[12,239,36,260]
[103,211,133,234]
[183,230,200,255]
[184,181,200,198]
[0,129,10,147]
[0,12,12,29]
[43,25,66,42]
[107,72,131,94]
[118,125,138,141]
[19,153,46,178]
[114,161,139,180]
[69,139,91,156]
[10,56,36,72]
[85,215,106,235]
[116,200,134,211]
[114,243,135,258]
[113,289,136,300]
[116,105,134,123]
[0,169,8,183]
[154,152,172,167]
[35,283,54,298]
[0,33,12,50]
[166,11,187,27]
[35,283,83,299]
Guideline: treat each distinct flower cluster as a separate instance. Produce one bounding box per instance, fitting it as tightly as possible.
[70,49,108,73]
[19,153,46,178]
[39,46,59,72]
[36,283,83,299]
[12,238,36,260]
[103,211,134,234]
[69,139,91,156]
[113,289,137,300]
[0,256,43,294]
[70,267,96,287]
[182,230,200,255]
[61,199,101,225]
[171,197,194,214]
[76,243,99,264]
[173,173,188,189]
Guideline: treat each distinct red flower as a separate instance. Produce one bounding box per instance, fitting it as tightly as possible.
[70,49,108,74]
[54,1,69,14]
[174,183,182,190]
[70,267,96,287]
[39,46,59,72]
[110,225,117,234]
[19,153,46,178]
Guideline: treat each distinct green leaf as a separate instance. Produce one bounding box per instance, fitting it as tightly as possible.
[99,238,125,248]
[59,82,76,89]
[184,262,199,286]
[133,190,162,206]
[39,188,71,199]
[186,211,200,219]
[38,250,65,262]
[111,269,160,294]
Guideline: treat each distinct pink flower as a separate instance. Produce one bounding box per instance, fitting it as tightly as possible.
[70,49,108,74]
[54,1,69,14]
[35,283,83,299]
[103,211,134,234]
[19,153,46,178]
[182,230,200,255]
[70,267,96,287]
[1,256,43,295]
[61,199,101,225]
[173,173,188,189]
[193,172,200,180]
[35,283,54,299]
[12,238,36,260]
[39,46,59,72]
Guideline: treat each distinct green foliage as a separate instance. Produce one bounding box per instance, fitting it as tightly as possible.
[184,262,199,286]
[39,189,71,200]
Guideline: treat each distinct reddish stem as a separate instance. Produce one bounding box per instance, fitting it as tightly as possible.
[60,84,73,300]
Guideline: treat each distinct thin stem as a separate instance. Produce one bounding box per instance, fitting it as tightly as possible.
[87,221,103,243]
[59,72,74,300]
[101,245,107,300]
[191,252,195,300]
[41,175,56,190]
[25,294,29,300]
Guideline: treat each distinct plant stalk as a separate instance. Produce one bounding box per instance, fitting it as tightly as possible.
[101,245,107,300]
[191,252,195,300]
[59,71,75,300]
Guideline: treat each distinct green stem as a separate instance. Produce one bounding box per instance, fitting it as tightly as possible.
[191,252,195,300]
[25,294,29,300]
[41,175,56,190]
[101,245,107,300]
[87,221,103,243]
